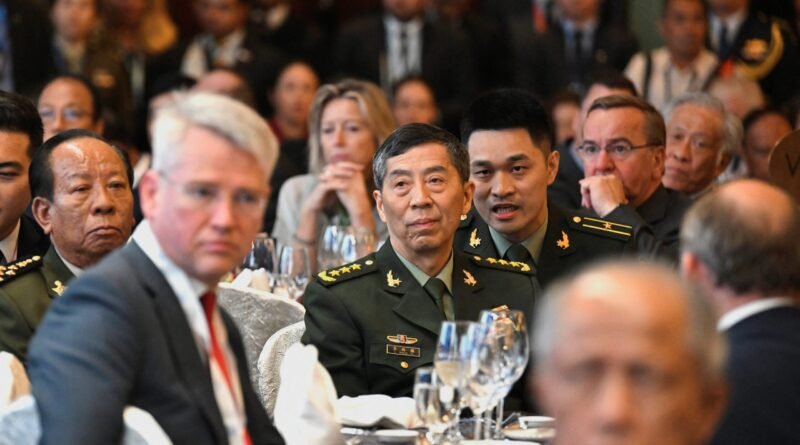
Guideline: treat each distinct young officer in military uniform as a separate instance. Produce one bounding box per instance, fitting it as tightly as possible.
[0,129,134,363]
[455,89,643,290]
[302,123,537,399]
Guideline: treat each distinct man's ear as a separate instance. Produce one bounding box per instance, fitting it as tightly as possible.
[373,189,387,223]
[138,170,160,221]
[546,149,560,185]
[462,181,475,216]
[31,196,54,236]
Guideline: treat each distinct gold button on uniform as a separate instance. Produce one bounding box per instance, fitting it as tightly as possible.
[400,361,409,369]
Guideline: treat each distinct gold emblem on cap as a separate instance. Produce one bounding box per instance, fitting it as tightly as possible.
[556,230,570,250]
[387,270,402,288]
[468,228,481,248]
[463,269,477,287]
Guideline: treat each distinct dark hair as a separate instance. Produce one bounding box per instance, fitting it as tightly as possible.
[40,74,104,123]
[587,95,666,146]
[0,90,44,158]
[49,0,98,12]
[460,89,555,154]
[662,0,708,17]
[30,128,133,201]
[391,75,437,100]
[742,107,791,134]
[681,183,800,295]
[373,123,468,190]
[586,69,638,97]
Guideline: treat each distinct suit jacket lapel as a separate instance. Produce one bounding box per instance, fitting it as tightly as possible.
[380,242,444,336]
[125,242,228,444]
[41,246,74,299]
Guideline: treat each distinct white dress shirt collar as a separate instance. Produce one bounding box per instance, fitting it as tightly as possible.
[717,297,796,332]
[0,219,21,262]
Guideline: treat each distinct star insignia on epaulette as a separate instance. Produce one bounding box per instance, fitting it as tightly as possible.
[462,269,477,287]
[469,228,481,248]
[350,264,362,271]
[556,230,570,250]
[338,265,352,274]
[329,270,341,277]
[387,270,402,288]
[52,280,65,296]
[318,270,336,282]
[486,258,498,264]
[498,259,510,266]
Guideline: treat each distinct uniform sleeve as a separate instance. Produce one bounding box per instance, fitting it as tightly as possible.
[27,275,142,445]
[0,291,33,363]
[605,204,665,260]
[301,280,370,397]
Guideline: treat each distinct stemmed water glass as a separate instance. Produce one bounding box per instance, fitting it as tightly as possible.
[414,367,455,444]
[473,309,529,440]
[276,245,310,300]
[318,224,345,272]
[434,321,480,443]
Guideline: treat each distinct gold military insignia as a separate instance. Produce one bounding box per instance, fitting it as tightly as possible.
[498,259,510,266]
[491,305,509,312]
[509,261,531,272]
[469,228,481,248]
[556,230,570,250]
[387,334,418,345]
[386,345,421,358]
[486,257,498,264]
[462,269,477,287]
[387,270,402,288]
[365,260,374,265]
[742,38,769,61]
[577,216,633,237]
[460,214,468,221]
[318,270,337,282]
[52,280,65,296]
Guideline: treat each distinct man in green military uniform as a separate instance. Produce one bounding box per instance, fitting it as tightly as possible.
[302,123,537,398]
[0,129,134,363]
[456,89,647,290]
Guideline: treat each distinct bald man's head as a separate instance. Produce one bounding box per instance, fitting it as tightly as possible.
[681,179,800,296]
[533,260,726,445]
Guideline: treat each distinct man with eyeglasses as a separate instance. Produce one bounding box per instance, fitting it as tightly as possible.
[28,93,286,444]
[456,89,643,293]
[37,74,103,141]
[579,94,691,261]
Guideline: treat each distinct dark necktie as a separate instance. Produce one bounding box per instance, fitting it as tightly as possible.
[505,244,543,296]
[718,24,731,59]
[200,292,253,445]
[399,27,409,75]
[425,278,454,321]
[573,30,585,66]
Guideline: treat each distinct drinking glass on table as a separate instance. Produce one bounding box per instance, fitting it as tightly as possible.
[339,226,376,264]
[414,367,454,445]
[276,245,310,300]
[318,224,345,271]
[476,309,529,439]
[241,233,278,289]
[434,321,480,443]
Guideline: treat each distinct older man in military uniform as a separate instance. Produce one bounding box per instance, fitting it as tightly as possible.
[456,90,645,290]
[302,123,536,399]
[0,129,134,362]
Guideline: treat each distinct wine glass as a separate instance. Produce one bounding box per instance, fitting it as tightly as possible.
[414,367,454,444]
[477,309,529,439]
[434,321,480,443]
[276,245,310,300]
[339,227,376,263]
[317,224,345,271]
[241,233,278,290]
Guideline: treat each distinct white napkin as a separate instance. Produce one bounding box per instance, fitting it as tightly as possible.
[0,352,30,413]
[336,394,420,429]
[273,344,344,445]
[230,268,272,291]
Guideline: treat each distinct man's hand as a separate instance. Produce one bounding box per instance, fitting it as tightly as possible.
[579,175,629,217]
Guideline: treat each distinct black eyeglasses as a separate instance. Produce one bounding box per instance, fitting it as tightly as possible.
[577,141,660,160]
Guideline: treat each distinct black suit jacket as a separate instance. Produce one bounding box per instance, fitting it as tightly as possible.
[605,185,691,262]
[302,241,536,399]
[333,13,477,132]
[547,140,584,210]
[709,305,800,445]
[6,0,56,98]
[454,204,638,290]
[517,21,639,99]
[17,214,49,260]
[28,242,284,445]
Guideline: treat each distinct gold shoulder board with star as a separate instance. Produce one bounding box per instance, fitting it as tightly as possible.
[316,254,378,287]
[469,255,533,275]
[0,255,44,285]
[568,215,633,241]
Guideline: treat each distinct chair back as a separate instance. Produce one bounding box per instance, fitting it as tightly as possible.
[0,351,29,412]
[257,320,306,415]
[217,282,305,389]
[0,395,39,445]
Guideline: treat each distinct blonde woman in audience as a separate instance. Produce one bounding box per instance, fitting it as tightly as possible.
[273,79,395,269]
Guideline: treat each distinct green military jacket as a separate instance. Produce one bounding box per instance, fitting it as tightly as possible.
[302,240,536,399]
[0,246,74,363]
